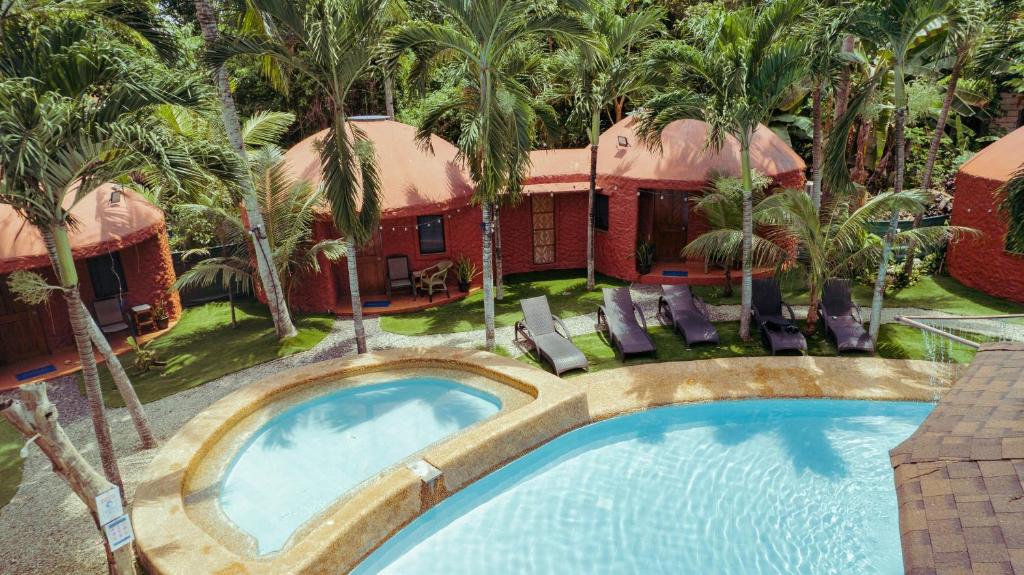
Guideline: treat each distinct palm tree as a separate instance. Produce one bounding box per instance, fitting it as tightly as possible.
[192,0,299,340]
[902,0,1009,276]
[638,0,808,341]
[803,2,849,211]
[848,0,951,342]
[550,1,664,290]
[209,0,396,354]
[175,145,347,305]
[385,0,586,351]
[0,14,212,484]
[758,188,970,332]
[682,174,790,297]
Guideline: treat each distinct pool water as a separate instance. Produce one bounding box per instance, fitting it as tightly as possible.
[218,377,501,555]
[355,400,931,574]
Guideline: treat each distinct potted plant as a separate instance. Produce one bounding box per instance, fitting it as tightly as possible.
[153,301,170,330]
[454,254,478,292]
[636,239,655,275]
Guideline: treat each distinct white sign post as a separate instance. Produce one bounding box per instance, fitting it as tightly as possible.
[103,515,135,552]
[95,487,124,527]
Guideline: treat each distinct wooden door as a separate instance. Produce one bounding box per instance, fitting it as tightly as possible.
[356,232,386,295]
[653,191,689,261]
[0,275,49,364]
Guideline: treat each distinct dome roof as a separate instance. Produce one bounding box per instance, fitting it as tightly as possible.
[0,184,165,274]
[527,148,591,182]
[959,125,1024,183]
[282,119,475,219]
[596,117,806,187]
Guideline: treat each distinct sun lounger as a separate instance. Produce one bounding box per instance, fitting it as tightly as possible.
[657,285,719,346]
[514,296,588,376]
[597,287,656,359]
[819,278,874,355]
[751,279,806,355]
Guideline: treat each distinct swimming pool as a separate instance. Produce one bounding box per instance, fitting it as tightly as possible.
[355,399,931,574]
[218,376,502,555]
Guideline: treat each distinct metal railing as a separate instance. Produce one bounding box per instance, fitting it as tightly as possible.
[894,314,1024,349]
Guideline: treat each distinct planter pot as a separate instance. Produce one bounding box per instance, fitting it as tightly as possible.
[155,318,169,330]
[457,281,470,293]
[637,264,653,275]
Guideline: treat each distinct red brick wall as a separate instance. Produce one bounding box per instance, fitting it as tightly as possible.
[499,193,588,275]
[947,173,1024,303]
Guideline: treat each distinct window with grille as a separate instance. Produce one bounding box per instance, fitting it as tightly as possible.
[532,195,556,264]
[86,252,128,299]
[417,215,445,254]
[594,193,610,231]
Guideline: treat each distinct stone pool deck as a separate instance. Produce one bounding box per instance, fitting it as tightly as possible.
[891,343,1024,575]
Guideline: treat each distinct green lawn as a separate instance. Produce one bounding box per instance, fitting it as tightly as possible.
[693,274,1024,316]
[380,270,626,336]
[0,420,22,510]
[516,322,969,375]
[875,323,978,365]
[97,302,334,407]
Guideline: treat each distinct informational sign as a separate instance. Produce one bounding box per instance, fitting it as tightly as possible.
[95,487,124,527]
[103,515,135,552]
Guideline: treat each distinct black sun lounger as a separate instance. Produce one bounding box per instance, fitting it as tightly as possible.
[819,278,874,355]
[515,295,589,376]
[657,285,719,346]
[752,278,807,355]
[598,287,656,359]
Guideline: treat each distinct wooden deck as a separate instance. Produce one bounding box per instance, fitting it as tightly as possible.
[637,261,774,286]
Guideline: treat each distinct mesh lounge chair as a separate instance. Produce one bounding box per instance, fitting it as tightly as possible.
[819,278,874,355]
[414,260,452,302]
[597,287,656,359]
[93,298,129,335]
[514,295,588,376]
[657,285,720,346]
[751,279,807,355]
[386,255,416,300]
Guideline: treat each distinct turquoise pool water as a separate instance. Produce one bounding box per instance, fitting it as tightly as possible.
[218,377,501,555]
[355,400,931,574]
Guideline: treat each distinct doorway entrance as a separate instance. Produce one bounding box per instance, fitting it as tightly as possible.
[335,231,387,302]
[0,274,50,365]
[644,191,689,261]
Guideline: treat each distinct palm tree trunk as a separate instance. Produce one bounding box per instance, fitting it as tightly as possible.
[811,84,824,211]
[346,241,368,353]
[869,70,908,343]
[83,309,156,449]
[614,99,625,123]
[902,48,965,277]
[481,202,496,350]
[384,72,395,119]
[805,281,820,335]
[833,35,856,122]
[494,205,504,300]
[44,227,122,487]
[194,0,297,340]
[739,143,754,341]
[40,232,156,449]
[586,110,600,291]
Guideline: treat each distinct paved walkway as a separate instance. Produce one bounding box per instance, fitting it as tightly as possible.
[891,343,1024,574]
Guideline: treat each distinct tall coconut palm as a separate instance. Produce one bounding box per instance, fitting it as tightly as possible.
[209,0,396,354]
[803,2,849,211]
[637,0,808,340]
[384,0,587,351]
[758,188,971,332]
[550,1,664,290]
[902,0,1010,276]
[683,174,790,297]
[193,0,299,340]
[848,0,951,342]
[0,16,212,484]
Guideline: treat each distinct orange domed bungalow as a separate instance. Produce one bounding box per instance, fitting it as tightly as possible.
[947,126,1024,303]
[282,116,805,314]
[0,184,179,379]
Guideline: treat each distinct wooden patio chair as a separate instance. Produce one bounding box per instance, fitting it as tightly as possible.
[385,255,416,301]
[93,298,129,335]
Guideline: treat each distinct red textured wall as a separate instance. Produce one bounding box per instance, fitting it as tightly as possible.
[24,226,179,351]
[499,193,588,274]
[947,173,1024,303]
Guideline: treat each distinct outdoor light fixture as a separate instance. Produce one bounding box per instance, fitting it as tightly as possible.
[617,136,629,147]
[109,186,123,206]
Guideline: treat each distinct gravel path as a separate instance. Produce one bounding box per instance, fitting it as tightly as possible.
[0,289,983,574]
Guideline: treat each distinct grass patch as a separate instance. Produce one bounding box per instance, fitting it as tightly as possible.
[0,420,23,510]
[516,321,963,375]
[693,274,1024,316]
[98,302,334,407]
[380,269,626,336]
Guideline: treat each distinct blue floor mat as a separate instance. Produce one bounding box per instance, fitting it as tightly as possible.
[16,364,57,381]
[662,270,689,277]
[364,301,391,308]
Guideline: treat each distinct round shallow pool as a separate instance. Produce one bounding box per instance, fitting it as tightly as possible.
[355,399,931,574]
[218,376,501,554]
